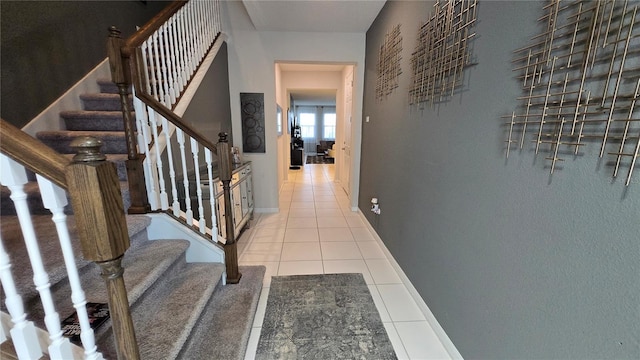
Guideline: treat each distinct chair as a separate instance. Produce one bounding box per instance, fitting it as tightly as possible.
[327,144,336,159]
[316,140,335,156]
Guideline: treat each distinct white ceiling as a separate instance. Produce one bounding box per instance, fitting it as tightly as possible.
[241,0,386,33]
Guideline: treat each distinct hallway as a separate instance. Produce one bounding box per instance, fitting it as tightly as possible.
[240,164,451,359]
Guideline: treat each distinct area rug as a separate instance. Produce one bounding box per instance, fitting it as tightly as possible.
[255,273,397,360]
[306,155,334,164]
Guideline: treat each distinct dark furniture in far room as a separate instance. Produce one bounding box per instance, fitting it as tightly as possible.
[317,140,335,156]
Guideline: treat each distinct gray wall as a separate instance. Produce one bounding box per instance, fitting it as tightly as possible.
[360,1,639,359]
[182,42,233,145]
[1,0,170,128]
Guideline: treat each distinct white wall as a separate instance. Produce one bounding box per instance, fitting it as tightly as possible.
[274,64,286,191]
[221,0,366,211]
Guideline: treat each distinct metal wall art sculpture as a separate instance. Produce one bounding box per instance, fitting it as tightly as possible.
[505,0,639,186]
[409,0,477,105]
[376,24,403,102]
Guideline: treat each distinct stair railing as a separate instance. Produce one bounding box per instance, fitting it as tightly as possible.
[0,119,139,359]
[107,0,241,283]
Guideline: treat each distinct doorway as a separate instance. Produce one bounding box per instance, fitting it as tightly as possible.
[275,62,356,203]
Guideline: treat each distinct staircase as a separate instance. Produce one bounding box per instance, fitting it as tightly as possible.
[0,79,130,215]
[0,78,264,358]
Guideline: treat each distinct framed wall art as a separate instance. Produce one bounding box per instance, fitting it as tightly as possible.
[240,92,265,153]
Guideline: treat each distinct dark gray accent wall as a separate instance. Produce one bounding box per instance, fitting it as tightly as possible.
[360,1,639,359]
[182,42,233,145]
[1,0,170,128]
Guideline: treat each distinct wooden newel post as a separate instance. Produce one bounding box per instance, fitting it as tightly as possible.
[107,26,150,215]
[65,137,140,360]
[216,132,242,284]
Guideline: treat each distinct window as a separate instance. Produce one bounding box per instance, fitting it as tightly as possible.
[323,113,336,139]
[299,112,315,138]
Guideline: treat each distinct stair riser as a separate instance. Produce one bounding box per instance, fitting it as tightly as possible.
[63,115,127,132]
[97,80,120,94]
[81,97,132,111]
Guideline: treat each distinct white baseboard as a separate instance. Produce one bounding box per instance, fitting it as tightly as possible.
[22,59,110,136]
[145,213,224,264]
[356,209,464,360]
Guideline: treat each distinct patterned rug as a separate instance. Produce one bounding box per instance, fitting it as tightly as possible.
[255,274,397,360]
[306,155,334,164]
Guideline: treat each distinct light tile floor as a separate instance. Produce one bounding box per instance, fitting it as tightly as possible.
[240,164,451,360]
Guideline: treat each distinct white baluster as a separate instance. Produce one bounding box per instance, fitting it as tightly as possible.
[167,17,181,99]
[0,235,44,359]
[190,138,206,233]
[176,129,193,224]
[163,23,177,105]
[205,148,218,238]
[162,118,181,217]
[216,0,222,35]
[195,0,205,62]
[0,315,5,342]
[37,176,104,360]
[187,2,197,76]
[177,7,191,83]
[134,98,159,210]
[131,89,145,144]
[0,155,73,359]
[205,0,214,46]
[140,41,153,96]
[152,32,165,104]
[157,26,172,107]
[149,109,169,210]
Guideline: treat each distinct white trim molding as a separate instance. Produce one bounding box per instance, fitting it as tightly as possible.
[145,213,225,264]
[22,59,110,136]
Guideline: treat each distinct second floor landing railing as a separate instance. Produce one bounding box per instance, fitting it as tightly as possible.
[107,0,241,283]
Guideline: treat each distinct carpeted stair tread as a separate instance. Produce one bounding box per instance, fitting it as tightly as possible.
[36,131,128,154]
[98,261,226,359]
[27,238,191,339]
[179,265,266,360]
[0,214,151,312]
[60,110,131,131]
[80,93,131,111]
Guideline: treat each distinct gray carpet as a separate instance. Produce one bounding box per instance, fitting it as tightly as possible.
[256,273,397,360]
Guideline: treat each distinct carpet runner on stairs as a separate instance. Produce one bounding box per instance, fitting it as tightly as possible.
[1,77,130,216]
[0,77,265,358]
[0,214,265,359]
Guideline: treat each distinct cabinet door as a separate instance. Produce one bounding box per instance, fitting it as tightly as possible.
[240,179,249,217]
[232,184,243,227]
[245,174,254,209]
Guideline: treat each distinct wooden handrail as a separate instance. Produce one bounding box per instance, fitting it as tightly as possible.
[125,1,187,49]
[0,119,69,189]
[135,90,220,155]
